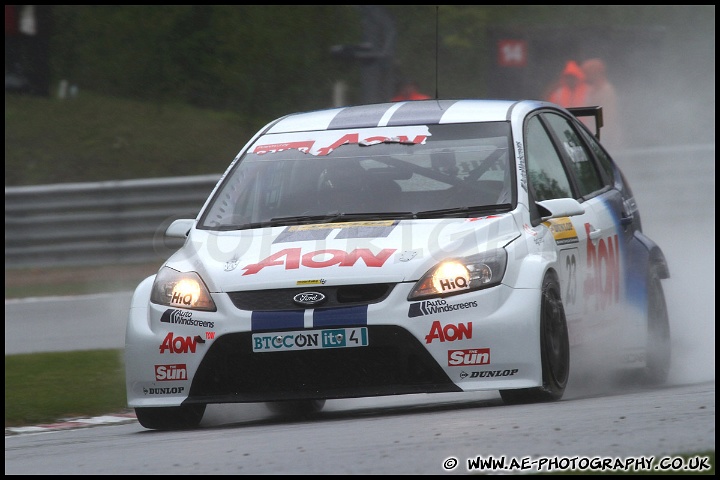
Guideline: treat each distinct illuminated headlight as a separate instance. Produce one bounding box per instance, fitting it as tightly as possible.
[407,248,507,301]
[150,267,217,311]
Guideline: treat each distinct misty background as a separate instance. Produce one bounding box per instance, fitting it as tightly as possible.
[6,5,715,166]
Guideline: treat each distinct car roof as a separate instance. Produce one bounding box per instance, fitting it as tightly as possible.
[264,99,555,135]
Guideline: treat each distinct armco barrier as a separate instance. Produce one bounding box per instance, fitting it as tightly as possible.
[4,174,220,269]
[4,144,714,270]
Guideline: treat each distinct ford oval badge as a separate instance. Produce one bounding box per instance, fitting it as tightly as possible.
[293,291,326,307]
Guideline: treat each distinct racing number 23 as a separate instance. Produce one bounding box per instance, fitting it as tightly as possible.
[564,251,578,305]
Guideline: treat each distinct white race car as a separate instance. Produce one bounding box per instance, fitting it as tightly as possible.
[125,99,671,430]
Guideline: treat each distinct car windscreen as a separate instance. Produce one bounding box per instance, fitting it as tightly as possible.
[198,122,514,230]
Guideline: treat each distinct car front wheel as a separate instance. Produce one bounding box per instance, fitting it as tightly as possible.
[500,273,570,405]
[135,404,206,430]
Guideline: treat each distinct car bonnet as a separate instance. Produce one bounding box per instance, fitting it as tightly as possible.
[167,215,520,293]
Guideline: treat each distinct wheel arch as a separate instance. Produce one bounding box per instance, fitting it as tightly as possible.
[508,251,561,290]
[634,231,670,279]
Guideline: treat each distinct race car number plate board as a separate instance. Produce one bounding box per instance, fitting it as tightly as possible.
[252,327,368,352]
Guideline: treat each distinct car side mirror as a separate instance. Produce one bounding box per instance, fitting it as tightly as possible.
[165,218,194,238]
[536,198,585,221]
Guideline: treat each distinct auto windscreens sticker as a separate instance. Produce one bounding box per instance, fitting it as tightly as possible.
[542,217,579,245]
[273,221,398,244]
[161,309,215,329]
[408,299,479,318]
[252,126,430,157]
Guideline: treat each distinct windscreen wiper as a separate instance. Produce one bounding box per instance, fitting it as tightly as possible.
[210,215,334,230]
[212,212,417,231]
[289,212,416,223]
[414,204,512,219]
[213,206,510,230]
[359,137,418,146]
[272,211,417,224]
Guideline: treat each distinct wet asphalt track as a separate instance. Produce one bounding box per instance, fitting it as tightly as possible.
[4,145,715,474]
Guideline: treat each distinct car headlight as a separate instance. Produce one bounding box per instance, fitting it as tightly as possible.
[150,267,217,311]
[407,248,507,301]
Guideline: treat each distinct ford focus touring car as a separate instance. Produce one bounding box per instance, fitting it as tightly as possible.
[125,99,671,430]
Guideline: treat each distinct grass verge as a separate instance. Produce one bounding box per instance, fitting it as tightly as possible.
[5,349,127,428]
[5,90,251,187]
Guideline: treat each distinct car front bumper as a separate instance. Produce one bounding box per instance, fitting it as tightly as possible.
[125,279,543,408]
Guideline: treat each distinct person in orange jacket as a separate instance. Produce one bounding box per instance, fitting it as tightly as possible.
[547,60,588,108]
[582,58,623,150]
[391,79,431,102]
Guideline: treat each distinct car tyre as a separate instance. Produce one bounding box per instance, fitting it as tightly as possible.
[639,265,671,385]
[500,273,570,405]
[266,399,326,416]
[134,404,206,430]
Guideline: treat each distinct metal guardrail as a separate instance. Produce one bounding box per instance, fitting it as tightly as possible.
[4,144,714,270]
[4,174,220,269]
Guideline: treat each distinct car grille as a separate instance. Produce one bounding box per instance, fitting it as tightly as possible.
[186,326,460,403]
[227,283,395,310]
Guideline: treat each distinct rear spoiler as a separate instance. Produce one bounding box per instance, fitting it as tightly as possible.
[567,106,603,141]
